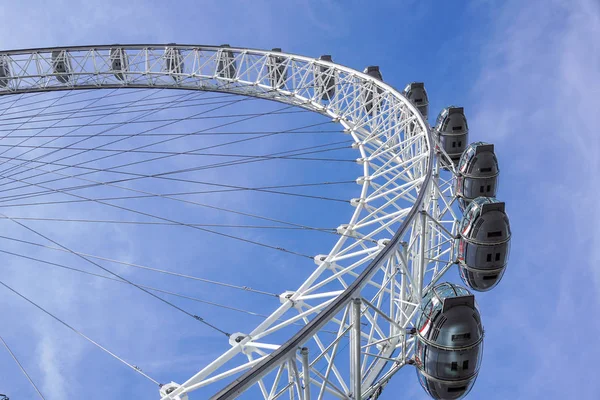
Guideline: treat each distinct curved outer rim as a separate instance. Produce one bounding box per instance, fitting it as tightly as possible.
[0,44,434,399]
[211,125,433,397]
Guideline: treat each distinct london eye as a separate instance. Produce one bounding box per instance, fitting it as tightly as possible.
[0,44,511,400]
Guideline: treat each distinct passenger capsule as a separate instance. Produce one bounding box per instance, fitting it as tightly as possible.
[164,46,184,80]
[434,107,469,166]
[456,142,499,211]
[51,50,72,83]
[109,48,128,81]
[315,55,335,101]
[217,44,236,79]
[363,66,383,115]
[0,57,10,87]
[457,197,511,292]
[415,282,484,400]
[402,82,429,120]
[267,48,287,89]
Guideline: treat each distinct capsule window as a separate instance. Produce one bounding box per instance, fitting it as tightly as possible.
[483,274,498,280]
[451,362,458,371]
[451,333,471,341]
[448,386,467,393]
[458,141,462,147]
[463,360,469,370]
[487,185,491,192]
[481,167,492,173]
[480,186,484,193]
[487,231,502,238]
[486,253,492,262]
[452,142,456,148]
[495,253,501,261]
[452,126,463,131]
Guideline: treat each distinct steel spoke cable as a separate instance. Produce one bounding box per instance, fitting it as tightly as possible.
[0,106,309,131]
[0,128,344,139]
[0,89,122,176]
[0,100,306,128]
[0,248,275,313]
[0,212,232,337]
[0,88,169,181]
[0,91,244,121]
[0,235,278,297]
[0,175,315,261]
[0,76,345,184]
[0,247,337,332]
[0,121,340,190]
[0,216,338,230]
[0,92,28,108]
[0,89,208,193]
[0,88,153,119]
[0,83,267,186]
[0,78,341,193]
[0,155,362,242]
[0,180,355,207]
[2,119,339,195]
[0,142,368,243]
[0,89,82,165]
[0,278,162,386]
[0,334,45,399]
[0,89,128,121]
[0,90,93,114]
[0,88,192,181]
[0,77,266,122]
[0,86,229,178]
[0,93,27,118]
[0,103,320,201]
[0,140,353,202]
[0,141,355,162]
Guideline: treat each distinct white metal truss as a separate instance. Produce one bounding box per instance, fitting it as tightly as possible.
[0,45,464,399]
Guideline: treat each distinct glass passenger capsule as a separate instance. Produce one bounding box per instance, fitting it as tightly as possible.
[267,48,287,89]
[434,106,469,165]
[315,55,336,101]
[456,142,499,211]
[109,47,128,81]
[362,65,383,115]
[217,44,236,79]
[164,46,183,80]
[0,56,10,87]
[402,82,429,120]
[457,197,511,291]
[51,50,72,83]
[415,282,484,400]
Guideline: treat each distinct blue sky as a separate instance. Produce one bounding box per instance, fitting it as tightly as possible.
[0,0,599,399]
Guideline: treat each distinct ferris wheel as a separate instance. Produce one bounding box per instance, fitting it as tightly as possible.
[0,45,511,400]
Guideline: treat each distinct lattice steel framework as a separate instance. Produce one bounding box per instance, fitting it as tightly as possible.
[0,45,465,399]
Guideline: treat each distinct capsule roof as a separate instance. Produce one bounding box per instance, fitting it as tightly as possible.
[402,82,429,107]
[363,65,383,81]
[458,142,499,176]
[463,197,505,220]
[460,197,511,244]
[417,283,478,327]
[435,106,468,135]
[417,283,481,344]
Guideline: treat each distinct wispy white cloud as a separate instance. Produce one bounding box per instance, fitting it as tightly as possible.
[467,0,600,398]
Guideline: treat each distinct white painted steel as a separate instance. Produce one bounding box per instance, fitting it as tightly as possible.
[0,45,465,399]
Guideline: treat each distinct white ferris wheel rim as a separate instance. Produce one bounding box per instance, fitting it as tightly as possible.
[0,44,435,400]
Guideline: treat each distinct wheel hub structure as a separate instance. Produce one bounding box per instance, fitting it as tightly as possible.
[0,45,468,400]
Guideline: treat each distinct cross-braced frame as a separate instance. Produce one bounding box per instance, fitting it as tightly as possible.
[0,45,466,399]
